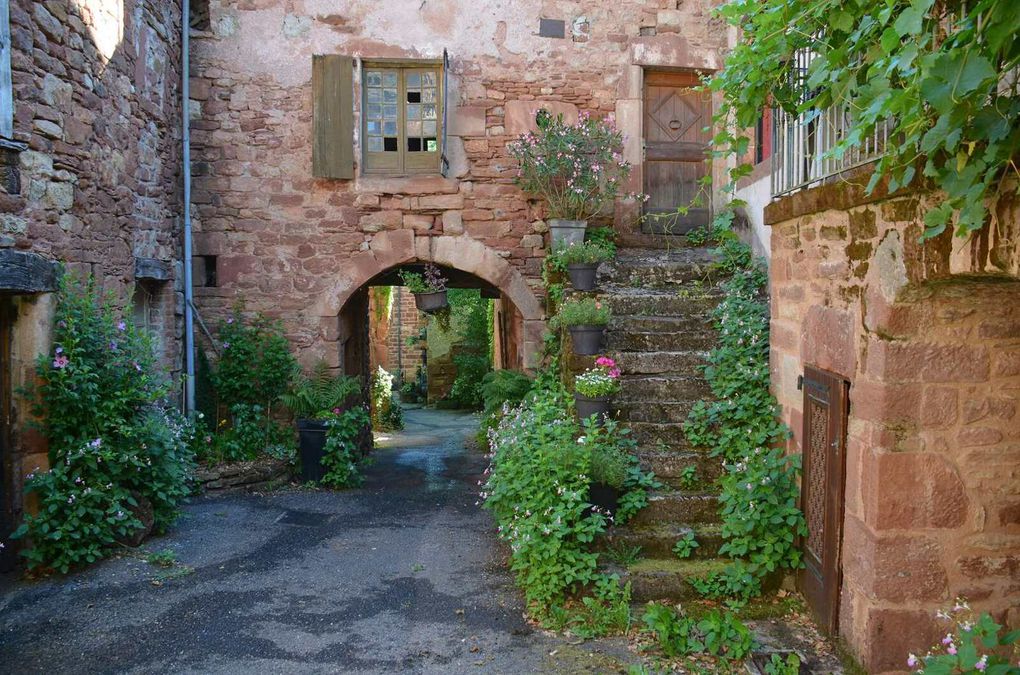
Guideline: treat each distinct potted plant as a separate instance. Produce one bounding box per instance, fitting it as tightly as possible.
[558,297,610,355]
[582,419,631,516]
[553,240,614,291]
[509,110,633,247]
[399,264,449,313]
[574,356,621,422]
[281,361,362,483]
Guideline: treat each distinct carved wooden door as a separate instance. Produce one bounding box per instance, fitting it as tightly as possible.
[0,298,15,572]
[798,366,849,634]
[642,71,711,234]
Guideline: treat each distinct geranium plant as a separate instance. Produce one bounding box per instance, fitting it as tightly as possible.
[508,110,633,221]
[398,264,447,294]
[575,357,622,398]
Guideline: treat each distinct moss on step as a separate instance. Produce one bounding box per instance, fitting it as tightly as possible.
[627,557,729,576]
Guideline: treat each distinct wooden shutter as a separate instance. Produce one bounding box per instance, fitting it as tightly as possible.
[440,49,450,177]
[312,54,354,180]
[798,365,849,634]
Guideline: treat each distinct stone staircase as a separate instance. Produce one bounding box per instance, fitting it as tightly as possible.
[563,247,729,602]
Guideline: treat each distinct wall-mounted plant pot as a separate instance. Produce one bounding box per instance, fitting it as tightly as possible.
[575,393,612,423]
[414,290,448,313]
[566,263,599,291]
[297,418,329,483]
[568,324,606,355]
[549,218,587,247]
[587,482,621,516]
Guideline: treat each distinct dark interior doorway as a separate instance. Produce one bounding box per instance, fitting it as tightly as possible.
[0,298,16,572]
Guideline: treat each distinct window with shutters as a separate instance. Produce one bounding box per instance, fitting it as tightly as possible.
[361,62,443,175]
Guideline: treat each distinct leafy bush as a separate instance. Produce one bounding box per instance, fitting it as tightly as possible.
[12,277,195,572]
[211,308,296,408]
[641,604,754,660]
[551,240,615,266]
[370,367,403,431]
[585,226,618,258]
[556,297,610,327]
[509,110,633,221]
[673,532,700,559]
[583,418,633,490]
[398,264,447,294]
[907,599,1020,674]
[281,361,361,420]
[480,370,534,414]
[206,403,294,463]
[321,407,371,488]
[447,289,493,409]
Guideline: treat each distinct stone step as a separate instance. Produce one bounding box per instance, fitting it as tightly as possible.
[616,399,700,424]
[628,490,721,527]
[601,287,726,318]
[608,330,717,353]
[605,557,731,603]
[638,449,724,486]
[613,350,709,376]
[619,375,711,402]
[629,422,693,448]
[600,523,724,560]
[599,247,719,286]
[609,314,715,334]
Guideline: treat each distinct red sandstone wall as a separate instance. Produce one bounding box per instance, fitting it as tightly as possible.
[187,1,728,368]
[768,186,1020,672]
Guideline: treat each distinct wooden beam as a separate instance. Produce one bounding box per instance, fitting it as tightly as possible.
[0,250,59,293]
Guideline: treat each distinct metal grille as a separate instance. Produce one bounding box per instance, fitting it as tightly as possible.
[771,47,888,198]
[805,398,828,559]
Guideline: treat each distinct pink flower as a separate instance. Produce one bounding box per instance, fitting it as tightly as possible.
[907,654,919,668]
[53,354,69,369]
[595,356,616,368]
[975,656,988,672]
[947,644,957,656]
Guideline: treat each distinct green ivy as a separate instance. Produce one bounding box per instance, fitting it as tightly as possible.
[321,408,371,488]
[683,225,807,601]
[708,0,1020,238]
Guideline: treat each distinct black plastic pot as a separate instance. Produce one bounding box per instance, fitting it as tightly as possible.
[297,418,329,483]
[568,324,606,355]
[414,290,448,313]
[566,263,599,291]
[588,482,621,516]
[575,392,612,423]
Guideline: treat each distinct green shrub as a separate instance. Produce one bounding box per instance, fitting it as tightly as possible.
[641,604,754,660]
[206,402,294,463]
[321,407,371,488]
[480,370,534,414]
[551,240,615,266]
[556,297,610,327]
[13,277,195,572]
[211,308,296,408]
[370,367,403,431]
[447,289,493,409]
[281,361,361,420]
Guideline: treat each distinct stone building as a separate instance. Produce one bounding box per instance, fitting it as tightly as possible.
[0,0,184,570]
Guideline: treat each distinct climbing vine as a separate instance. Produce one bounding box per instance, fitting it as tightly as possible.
[709,0,1020,238]
[683,222,807,601]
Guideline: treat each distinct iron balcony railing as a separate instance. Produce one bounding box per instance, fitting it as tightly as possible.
[770,47,889,198]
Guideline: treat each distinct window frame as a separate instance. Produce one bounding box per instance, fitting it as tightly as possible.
[360,59,444,176]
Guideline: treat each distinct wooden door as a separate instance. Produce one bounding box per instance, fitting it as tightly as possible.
[0,298,15,572]
[642,71,712,235]
[798,366,849,634]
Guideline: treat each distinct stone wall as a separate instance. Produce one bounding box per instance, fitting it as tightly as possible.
[1,0,183,547]
[187,0,728,372]
[367,286,426,380]
[767,178,1020,672]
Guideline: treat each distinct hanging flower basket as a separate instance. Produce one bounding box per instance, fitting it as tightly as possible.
[413,290,449,313]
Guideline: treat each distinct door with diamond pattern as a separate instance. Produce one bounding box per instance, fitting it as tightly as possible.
[642,70,711,234]
[798,366,849,634]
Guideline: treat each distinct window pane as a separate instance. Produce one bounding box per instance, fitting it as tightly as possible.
[408,137,422,152]
[384,137,398,152]
[367,89,381,103]
[367,104,382,118]
[366,71,382,87]
[406,104,420,119]
[383,72,398,87]
[367,137,383,152]
[383,105,397,119]
[426,138,438,152]
[367,120,380,135]
[422,121,437,135]
[407,91,421,103]
[407,120,422,136]
[422,71,437,87]
[383,88,398,103]
[422,104,436,120]
[422,89,437,103]
[406,72,421,88]
[383,120,397,136]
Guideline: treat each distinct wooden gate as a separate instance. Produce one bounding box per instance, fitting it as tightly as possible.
[642,70,711,235]
[798,366,848,633]
[0,298,15,572]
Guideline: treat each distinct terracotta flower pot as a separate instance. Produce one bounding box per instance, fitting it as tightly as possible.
[568,324,606,355]
[413,290,448,313]
[548,218,587,247]
[297,418,329,483]
[575,392,612,422]
[566,263,599,291]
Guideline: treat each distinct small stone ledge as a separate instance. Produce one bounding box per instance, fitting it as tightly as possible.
[0,249,60,293]
[195,457,293,493]
[134,257,172,281]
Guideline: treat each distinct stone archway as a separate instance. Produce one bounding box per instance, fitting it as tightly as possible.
[313,230,546,375]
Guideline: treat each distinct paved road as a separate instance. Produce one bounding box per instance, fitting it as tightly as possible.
[0,407,634,674]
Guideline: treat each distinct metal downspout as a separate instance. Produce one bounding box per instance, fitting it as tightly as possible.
[182,0,195,413]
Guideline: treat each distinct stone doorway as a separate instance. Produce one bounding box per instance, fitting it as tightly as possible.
[0,297,14,572]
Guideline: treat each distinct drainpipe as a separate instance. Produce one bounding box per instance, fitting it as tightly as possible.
[181,0,195,413]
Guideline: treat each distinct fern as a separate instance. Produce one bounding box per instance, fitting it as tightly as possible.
[281,361,361,420]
